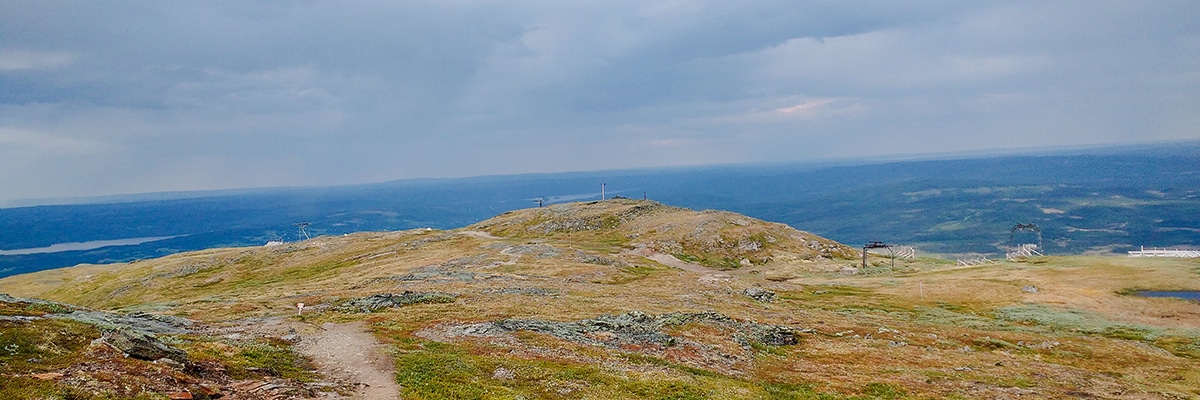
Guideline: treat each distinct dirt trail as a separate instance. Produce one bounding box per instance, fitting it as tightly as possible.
[297,322,399,400]
[624,246,715,274]
[457,230,500,240]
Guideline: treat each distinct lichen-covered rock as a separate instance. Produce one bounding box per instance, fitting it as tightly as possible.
[749,324,799,346]
[482,287,559,296]
[742,287,776,302]
[491,367,515,380]
[2,294,194,335]
[497,311,677,348]
[1,293,78,315]
[104,328,187,362]
[57,309,193,335]
[495,311,800,350]
[574,250,626,266]
[335,291,457,313]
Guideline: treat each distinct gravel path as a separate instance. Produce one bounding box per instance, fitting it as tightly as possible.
[297,322,399,400]
[625,246,715,274]
[457,230,500,240]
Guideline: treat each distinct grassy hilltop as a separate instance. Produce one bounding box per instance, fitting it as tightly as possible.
[2,199,1199,399]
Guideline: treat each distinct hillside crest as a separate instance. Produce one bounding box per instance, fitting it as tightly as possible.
[471,198,858,270]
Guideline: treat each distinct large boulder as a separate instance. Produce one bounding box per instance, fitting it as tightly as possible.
[742,287,776,302]
[104,328,187,362]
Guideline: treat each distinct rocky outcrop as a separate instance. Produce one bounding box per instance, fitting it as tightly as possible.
[495,311,800,349]
[481,287,559,296]
[1,293,191,362]
[742,287,776,302]
[103,328,188,362]
[335,291,457,313]
[0,294,194,335]
[61,310,194,335]
[497,311,677,348]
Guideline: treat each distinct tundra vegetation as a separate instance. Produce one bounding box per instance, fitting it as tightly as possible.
[1,199,1198,399]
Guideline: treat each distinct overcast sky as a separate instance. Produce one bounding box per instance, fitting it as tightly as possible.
[2,1,1197,203]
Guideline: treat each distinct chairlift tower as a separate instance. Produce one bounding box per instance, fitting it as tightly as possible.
[1007,223,1044,259]
[1009,223,1042,248]
[863,241,895,269]
[294,222,311,241]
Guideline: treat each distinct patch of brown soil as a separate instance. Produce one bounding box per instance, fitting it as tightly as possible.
[296,322,398,400]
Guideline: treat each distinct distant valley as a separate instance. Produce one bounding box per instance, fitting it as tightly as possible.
[2,142,1199,278]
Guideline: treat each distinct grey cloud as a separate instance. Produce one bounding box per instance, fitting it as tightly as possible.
[0,1,1197,202]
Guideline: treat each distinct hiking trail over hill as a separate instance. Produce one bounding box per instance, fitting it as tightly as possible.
[296,322,398,399]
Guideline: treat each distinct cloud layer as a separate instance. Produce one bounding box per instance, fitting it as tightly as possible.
[2,1,1198,202]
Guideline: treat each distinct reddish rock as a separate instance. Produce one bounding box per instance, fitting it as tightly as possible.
[193,383,223,398]
[167,392,193,400]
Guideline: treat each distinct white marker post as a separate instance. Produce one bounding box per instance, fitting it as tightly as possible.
[296,302,305,315]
